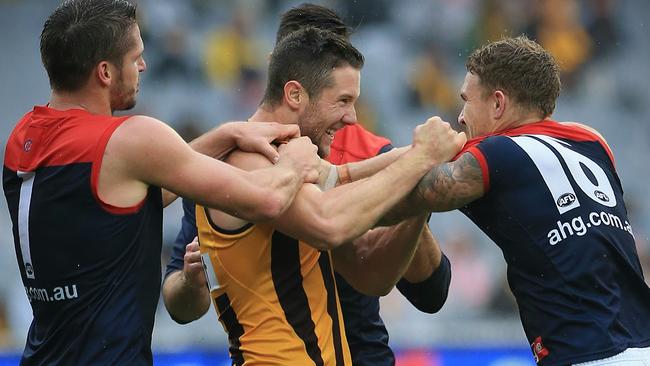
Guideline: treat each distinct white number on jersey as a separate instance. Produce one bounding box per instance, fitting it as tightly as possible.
[17,171,36,279]
[511,135,616,214]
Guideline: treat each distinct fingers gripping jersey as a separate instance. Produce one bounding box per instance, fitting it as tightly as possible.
[459,120,650,365]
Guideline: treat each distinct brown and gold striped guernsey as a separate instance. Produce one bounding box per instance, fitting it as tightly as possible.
[196,205,352,366]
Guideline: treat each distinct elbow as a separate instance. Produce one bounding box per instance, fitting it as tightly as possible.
[261,197,286,221]
[250,191,288,222]
[352,277,396,297]
[319,217,364,249]
[307,217,351,251]
[416,291,449,314]
[369,283,394,297]
[169,313,196,325]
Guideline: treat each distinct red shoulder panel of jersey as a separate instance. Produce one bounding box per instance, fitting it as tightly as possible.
[452,120,615,195]
[4,106,130,171]
[327,124,392,164]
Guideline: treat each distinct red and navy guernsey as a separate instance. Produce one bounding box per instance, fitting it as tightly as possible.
[458,120,650,365]
[3,106,162,365]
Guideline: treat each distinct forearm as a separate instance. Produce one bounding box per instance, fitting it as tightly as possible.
[316,147,406,190]
[192,159,302,222]
[314,149,436,246]
[162,271,211,324]
[188,123,237,160]
[379,153,486,226]
[245,163,303,219]
[376,189,429,226]
[345,146,408,182]
[402,225,441,282]
[332,214,428,296]
[397,252,451,313]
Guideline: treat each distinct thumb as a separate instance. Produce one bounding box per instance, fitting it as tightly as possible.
[279,124,301,139]
[258,143,280,164]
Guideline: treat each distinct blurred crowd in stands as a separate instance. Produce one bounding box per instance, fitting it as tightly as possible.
[1,0,648,352]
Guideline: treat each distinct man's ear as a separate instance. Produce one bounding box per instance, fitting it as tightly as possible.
[95,61,114,87]
[283,80,304,111]
[494,90,506,119]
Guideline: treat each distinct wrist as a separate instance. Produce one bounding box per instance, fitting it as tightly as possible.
[220,122,240,146]
[336,164,351,185]
[405,148,438,173]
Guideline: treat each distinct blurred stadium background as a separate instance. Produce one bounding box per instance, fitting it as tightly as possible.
[1,0,649,365]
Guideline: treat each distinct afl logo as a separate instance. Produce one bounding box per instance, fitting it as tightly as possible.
[24,139,33,152]
[25,263,34,276]
[557,193,576,208]
[594,190,610,202]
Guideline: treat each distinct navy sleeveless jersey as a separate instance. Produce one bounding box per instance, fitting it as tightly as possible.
[3,106,163,365]
[459,120,650,365]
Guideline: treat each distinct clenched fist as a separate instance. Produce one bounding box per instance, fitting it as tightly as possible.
[411,116,466,164]
[277,136,321,183]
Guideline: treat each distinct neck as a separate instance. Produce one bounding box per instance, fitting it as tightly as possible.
[495,111,546,133]
[49,88,112,116]
[248,103,296,125]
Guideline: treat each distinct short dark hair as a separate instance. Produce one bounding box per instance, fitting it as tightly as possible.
[263,27,364,107]
[276,3,350,44]
[466,35,561,118]
[40,0,137,91]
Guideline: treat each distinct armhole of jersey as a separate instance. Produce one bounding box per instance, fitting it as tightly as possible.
[200,205,254,237]
[466,146,490,194]
[377,143,394,155]
[90,117,147,215]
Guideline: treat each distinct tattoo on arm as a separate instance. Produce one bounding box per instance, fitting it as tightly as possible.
[415,152,484,212]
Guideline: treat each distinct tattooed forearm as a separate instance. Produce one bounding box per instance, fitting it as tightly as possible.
[414,152,484,212]
[377,152,484,226]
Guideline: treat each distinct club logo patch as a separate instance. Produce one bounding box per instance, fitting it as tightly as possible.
[531,336,549,363]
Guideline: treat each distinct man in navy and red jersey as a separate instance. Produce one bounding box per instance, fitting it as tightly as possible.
[162,4,452,366]
[2,1,321,365]
[384,36,650,365]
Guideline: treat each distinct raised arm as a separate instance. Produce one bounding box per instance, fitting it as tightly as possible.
[162,121,302,206]
[316,146,407,189]
[379,151,485,225]
[102,115,320,222]
[210,117,466,250]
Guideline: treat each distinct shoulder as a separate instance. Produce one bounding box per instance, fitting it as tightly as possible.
[560,122,610,147]
[109,115,180,150]
[226,149,274,171]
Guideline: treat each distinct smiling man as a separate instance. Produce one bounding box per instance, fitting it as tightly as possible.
[2,1,322,365]
[195,27,465,365]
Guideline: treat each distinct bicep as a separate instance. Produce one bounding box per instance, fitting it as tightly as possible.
[416,152,485,212]
[115,116,253,210]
